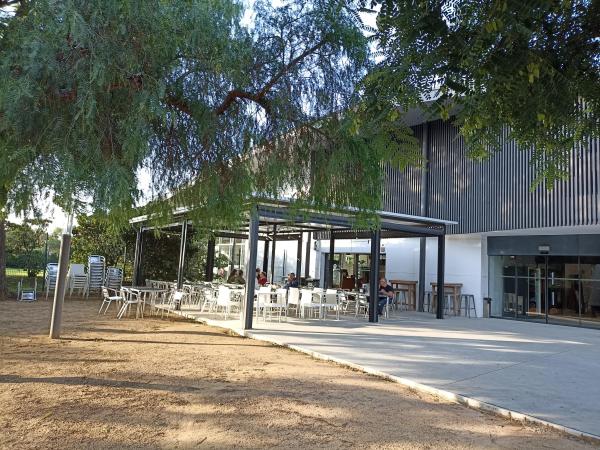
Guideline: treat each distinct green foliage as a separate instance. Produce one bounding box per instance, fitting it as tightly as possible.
[369,0,600,185]
[5,218,56,276]
[141,228,230,282]
[71,214,135,267]
[0,0,411,230]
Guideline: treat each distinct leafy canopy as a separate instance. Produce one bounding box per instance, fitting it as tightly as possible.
[368,0,600,183]
[0,0,419,229]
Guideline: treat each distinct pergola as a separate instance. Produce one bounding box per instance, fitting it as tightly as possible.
[130,200,456,329]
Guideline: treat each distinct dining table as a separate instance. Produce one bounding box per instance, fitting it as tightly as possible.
[122,286,169,318]
[389,280,418,310]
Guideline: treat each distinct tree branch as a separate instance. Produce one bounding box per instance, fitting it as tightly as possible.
[214,38,327,116]
[164,38,328,119]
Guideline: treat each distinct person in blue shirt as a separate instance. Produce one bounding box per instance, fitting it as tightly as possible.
[284,273,299,289]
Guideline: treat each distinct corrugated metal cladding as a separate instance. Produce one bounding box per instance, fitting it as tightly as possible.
[382,124,424,217]
[383,120,600,235]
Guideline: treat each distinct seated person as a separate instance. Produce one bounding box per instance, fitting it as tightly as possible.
[258,271,268,286]
[226,269,238,284]
[284,272,299,289]
[377,277,394,316]
[234,269,246,285]
[341,275,355,290]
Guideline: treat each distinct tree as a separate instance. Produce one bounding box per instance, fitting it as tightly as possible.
[0,0,408,234]
[71,214,135,268]
[0,215,5,300]
[5,218,50,276]
[369,0,600,183]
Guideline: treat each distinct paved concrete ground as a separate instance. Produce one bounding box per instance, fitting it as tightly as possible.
[167,307,600,438]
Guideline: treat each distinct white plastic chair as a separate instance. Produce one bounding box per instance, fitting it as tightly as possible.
[287,287,300,317]
[262,288,287,322]
[256,286,272,320]
[216,285,234,319]
[323,289,340,320]
[117,288,140,319]
[299,289,320,318]
[99,286,122,315]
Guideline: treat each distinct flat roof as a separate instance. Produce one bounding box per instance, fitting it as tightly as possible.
[130,199,457,239]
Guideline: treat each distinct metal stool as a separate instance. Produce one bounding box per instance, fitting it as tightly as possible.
[443,294,454,315]
[396,290,408,311]
[424,291,432,312]
[460,294,477,317]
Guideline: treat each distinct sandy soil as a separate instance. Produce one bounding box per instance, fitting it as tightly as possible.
[0,300,596,450]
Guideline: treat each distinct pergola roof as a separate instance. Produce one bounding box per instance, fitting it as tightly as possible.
[130,198,457,239]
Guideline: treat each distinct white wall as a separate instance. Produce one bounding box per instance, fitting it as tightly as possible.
[316,234,485,316]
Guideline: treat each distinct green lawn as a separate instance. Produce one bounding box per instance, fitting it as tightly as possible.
[5,268,44,297]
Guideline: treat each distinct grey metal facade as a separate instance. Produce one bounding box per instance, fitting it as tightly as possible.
[383,120,600,235]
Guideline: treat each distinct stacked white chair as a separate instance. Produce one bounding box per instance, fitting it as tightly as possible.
[45,263,59,299]
[68,263,88,297]
[86,255,105,296]
[105,267,123,291]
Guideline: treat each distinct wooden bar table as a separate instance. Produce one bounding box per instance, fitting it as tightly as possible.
[389,280,417,310]
[430,282,463,315]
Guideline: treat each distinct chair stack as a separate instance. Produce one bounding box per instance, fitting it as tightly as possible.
[45,263,59,299]
[68,263,88,296]
[105,267,123,291]
[86,255,106,296]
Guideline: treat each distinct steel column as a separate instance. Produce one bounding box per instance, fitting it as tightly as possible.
[205,238,215,281]
[262,240,270,273]
[436,232,446,319]
[270,225,277,284]
[229,238,236,274]
[296,235,302,280]
[368,230,381,323]
[418,122,430,312]
[418,238,427,312]
[243,209,259,330]
[132,228,143,286]
[176,220,188,289]
[327,233,335,288]
[304,232,311,278]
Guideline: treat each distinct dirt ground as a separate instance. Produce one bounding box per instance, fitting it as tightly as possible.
[0,300,596,450]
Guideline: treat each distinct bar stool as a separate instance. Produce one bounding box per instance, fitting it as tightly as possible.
[396,290,408,311]
[443,294,454,315]
[424,291,432,312]
[460,294,477,317]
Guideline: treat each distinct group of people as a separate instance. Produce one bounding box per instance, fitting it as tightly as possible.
[255,268,299,289]
[231,267,392,315]
[226,269,246,285]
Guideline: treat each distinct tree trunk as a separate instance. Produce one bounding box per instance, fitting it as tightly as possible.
[0,218,6,300]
